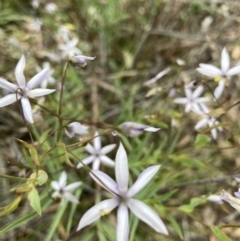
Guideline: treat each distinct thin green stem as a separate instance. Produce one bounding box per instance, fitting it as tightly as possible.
[0,173,27,181]
[57,61,69,142]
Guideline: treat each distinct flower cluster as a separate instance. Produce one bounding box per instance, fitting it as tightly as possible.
[173,47,240,140]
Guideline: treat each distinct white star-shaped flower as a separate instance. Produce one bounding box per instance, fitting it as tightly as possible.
[58,37,82,58]
[194,104,223,140]
[77,131,116,170]
[197,48,240,99]
[51,171,82,204]
[0,55,55,123]
[174,85,210,113]
[77,143,168,240]
[197,48,240,78]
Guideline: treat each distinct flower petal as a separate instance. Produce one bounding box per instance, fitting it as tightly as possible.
[117,203,129,241]
[214,79,225,99]
[52,191,61,198]
[51,181,61,191]
[174,98,188,104]
[15,55,26,88]
[144,127,160,132]
[0,78,18,92]
[192,85,204,99]
[93,131,101,151]
[221,48,230,73]
[69,122,89,135]
[27,88,55,97]
[195,118,208,130]
[101,144,116,155]
[90,170,119,195]
[210,128,217,140]
[85,143,95,154]
[21,97,33,123]
[115,143,129,194]
[77,198,119,231]
[197,64,222,77]
[127,198,168,235]
[207,195,223,204]
[227,65,240,76]
[0,93,19,107]
[185,103,192,113]
[65,128,74,138]
[120,122,146,136]
[76,156,94,169]
[127,165,160,198]
[65,182,82,192]
[59,171,67,188]
[63,192,79,204]
[100,155,115,167]
[92,158,101,170]
[184,88,192,98]
[27,68,49,89]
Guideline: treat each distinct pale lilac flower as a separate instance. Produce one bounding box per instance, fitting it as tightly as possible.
[176,58,185,66]
[197,48,240,99]
[76,131,116,170]
[174,85,210,113]
[45,2,58,13]
[51,171,82,204]
[31,0,40,9]
[35,62,56,88]
[27,19,42,32]
[120,122,160,137]
[58,37,82,58]
[221,190,240,212]
[57,25,72,43]
[234,188,240,199]
[207,195,224,205]
[70,55,96,67]
[65,122,89,138]
[197,48,240,78]
[213,78,225,99]
[234,177,240,183]
[194,104,223,140]
[0,55,55,123]
[77,143,168,239]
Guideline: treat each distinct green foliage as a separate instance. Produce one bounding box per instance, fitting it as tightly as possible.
[179,197,208,213]
[194,134,210,148]
[28,186,41,215]
[0,196,22,217]
[211,226,232,241]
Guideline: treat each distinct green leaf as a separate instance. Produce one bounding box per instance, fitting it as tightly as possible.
[29,170,48,186]
[211,226,232,241]
[16,139,39,166]
[0,196,22,217]
[28,186,41,215]
[0,197,51,235]
[166,214,183,239]
[170,155,205,168]
[66,189,82,234]
[194,134,210,148]
[56,142,74,167]
[179,197,207,213]
[45,201,68,241]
